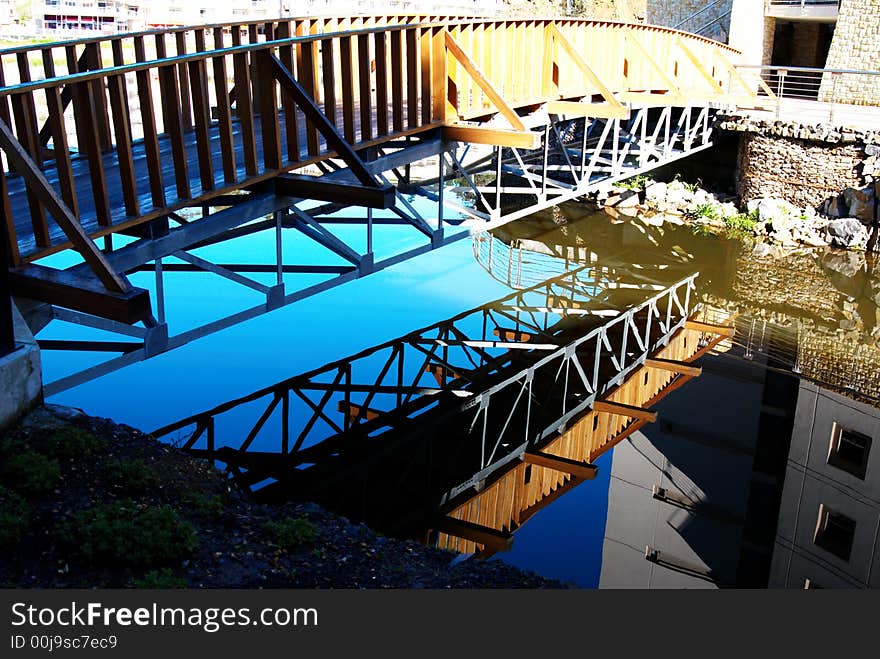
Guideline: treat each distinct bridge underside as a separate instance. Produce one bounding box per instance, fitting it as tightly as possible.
[0,17,753,390]
[19,102,719,394]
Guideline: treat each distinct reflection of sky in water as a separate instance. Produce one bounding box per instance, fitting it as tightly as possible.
[40,203,618,588]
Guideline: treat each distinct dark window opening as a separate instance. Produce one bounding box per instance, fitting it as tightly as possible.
[827,423,871,480]
[813,504,855,562]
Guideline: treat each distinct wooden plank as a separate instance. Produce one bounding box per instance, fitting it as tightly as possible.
[188,56,216,190]
[624,28,684,101]
[546,99,630,119]
[0,118,128,293]
[433,516,512,553]
[71,78,112,227]
[300,38,320,155]
[443,125,539,149]
[644,357,702,378]
[336,400,380,422]
[357,34,373,142]
[549,24,628,119]
[275,23,300,164]
[321,37,337,130]
[522,451,598,480]
[339,35,356,143]
[374,31,389,136]
[269,55,379,188]
[430,27,446,122]
[390,30,404,132]
[232,42,259,176]
[255,50,281,172]
[420,26,433,123]
[676,37,724,96]
[107,71,140,216]
[684,319,735,337]
[593,399,657,422]
[175,31,193,132]
[405,28,419,128]
[444,30,524,131]
[83,44,113,151]
[155,34,191,198]
[134,36,166,209]
[10,93,49,248]
[275,175,394,209]
[10,264,148,323]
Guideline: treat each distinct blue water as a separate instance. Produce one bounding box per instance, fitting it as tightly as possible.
[40,206,613,588]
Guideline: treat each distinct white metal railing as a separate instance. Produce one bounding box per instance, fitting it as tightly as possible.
[734,64,880,125]
[672,0,731,39]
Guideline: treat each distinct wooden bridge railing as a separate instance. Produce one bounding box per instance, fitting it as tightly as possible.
[0,17,746,278]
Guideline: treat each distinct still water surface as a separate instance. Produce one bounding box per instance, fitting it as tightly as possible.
[45,202,880,588]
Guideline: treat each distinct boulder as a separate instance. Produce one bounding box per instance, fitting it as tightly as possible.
[644,181,667,204]
[751,242,772,258]
[825,218,869,249]
[842,186,876,222]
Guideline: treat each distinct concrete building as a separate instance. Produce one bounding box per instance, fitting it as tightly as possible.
[769,380,880,588]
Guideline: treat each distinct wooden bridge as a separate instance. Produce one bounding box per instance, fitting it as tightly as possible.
[0,14,766,387]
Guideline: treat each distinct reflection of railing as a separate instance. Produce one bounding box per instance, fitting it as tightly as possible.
[735,65,880,122]
[153,269,699,506]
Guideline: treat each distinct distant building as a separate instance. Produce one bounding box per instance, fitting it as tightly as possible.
[22,0,503,37]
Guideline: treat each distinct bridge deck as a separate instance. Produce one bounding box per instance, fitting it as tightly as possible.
[8,104,401,260]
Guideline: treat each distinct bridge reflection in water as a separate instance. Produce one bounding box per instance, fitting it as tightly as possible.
[153,263,732,556]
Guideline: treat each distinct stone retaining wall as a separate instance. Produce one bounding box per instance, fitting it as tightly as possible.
[736,133,864,208]
[819,0,880,106]
[722,115,877,209]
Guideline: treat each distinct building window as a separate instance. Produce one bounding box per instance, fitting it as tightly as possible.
[813,504,856,562]
[827,423,872,480]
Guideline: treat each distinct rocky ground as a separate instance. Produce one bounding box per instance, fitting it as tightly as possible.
[602,176,879,254]
[0,405,565,589]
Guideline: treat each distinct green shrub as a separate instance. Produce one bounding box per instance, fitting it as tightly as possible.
[613,173,652,191]
[265,517,319,550]
[724,210,759,233]
[674,173,702,193]
[42,427,107,461]
[185,493,226,520]
[2,451,60,497]
[130,568,187,589]
[0,486,30,549]
[104,458,158,493]
[67,500,198,567]
[689,202,721,221]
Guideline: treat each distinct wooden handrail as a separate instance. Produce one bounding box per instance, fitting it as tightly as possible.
[0,16,740,283]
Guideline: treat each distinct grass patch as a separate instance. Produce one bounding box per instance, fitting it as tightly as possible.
[724,210,759,233]
[2,451,60,497]
[184,492,226,520]
[613,173,652,191]
[104,458,159,493]
[41,427,107,461]
[674,173,702,193]
[0,486,30,549]
[130,568,187,589]
[64,500,198,568]
[265,517,319,550]
[688,202,721,221]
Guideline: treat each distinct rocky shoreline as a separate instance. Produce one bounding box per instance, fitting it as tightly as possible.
[602,176,879,254]
[0,405,565,589]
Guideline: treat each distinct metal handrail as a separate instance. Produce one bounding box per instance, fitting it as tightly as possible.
[672,0,729,30]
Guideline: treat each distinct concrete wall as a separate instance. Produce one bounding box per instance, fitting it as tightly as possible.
[769,380,880,588]
[820,0,880,106]
[728,0,774,65]
[0,303,42,431]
